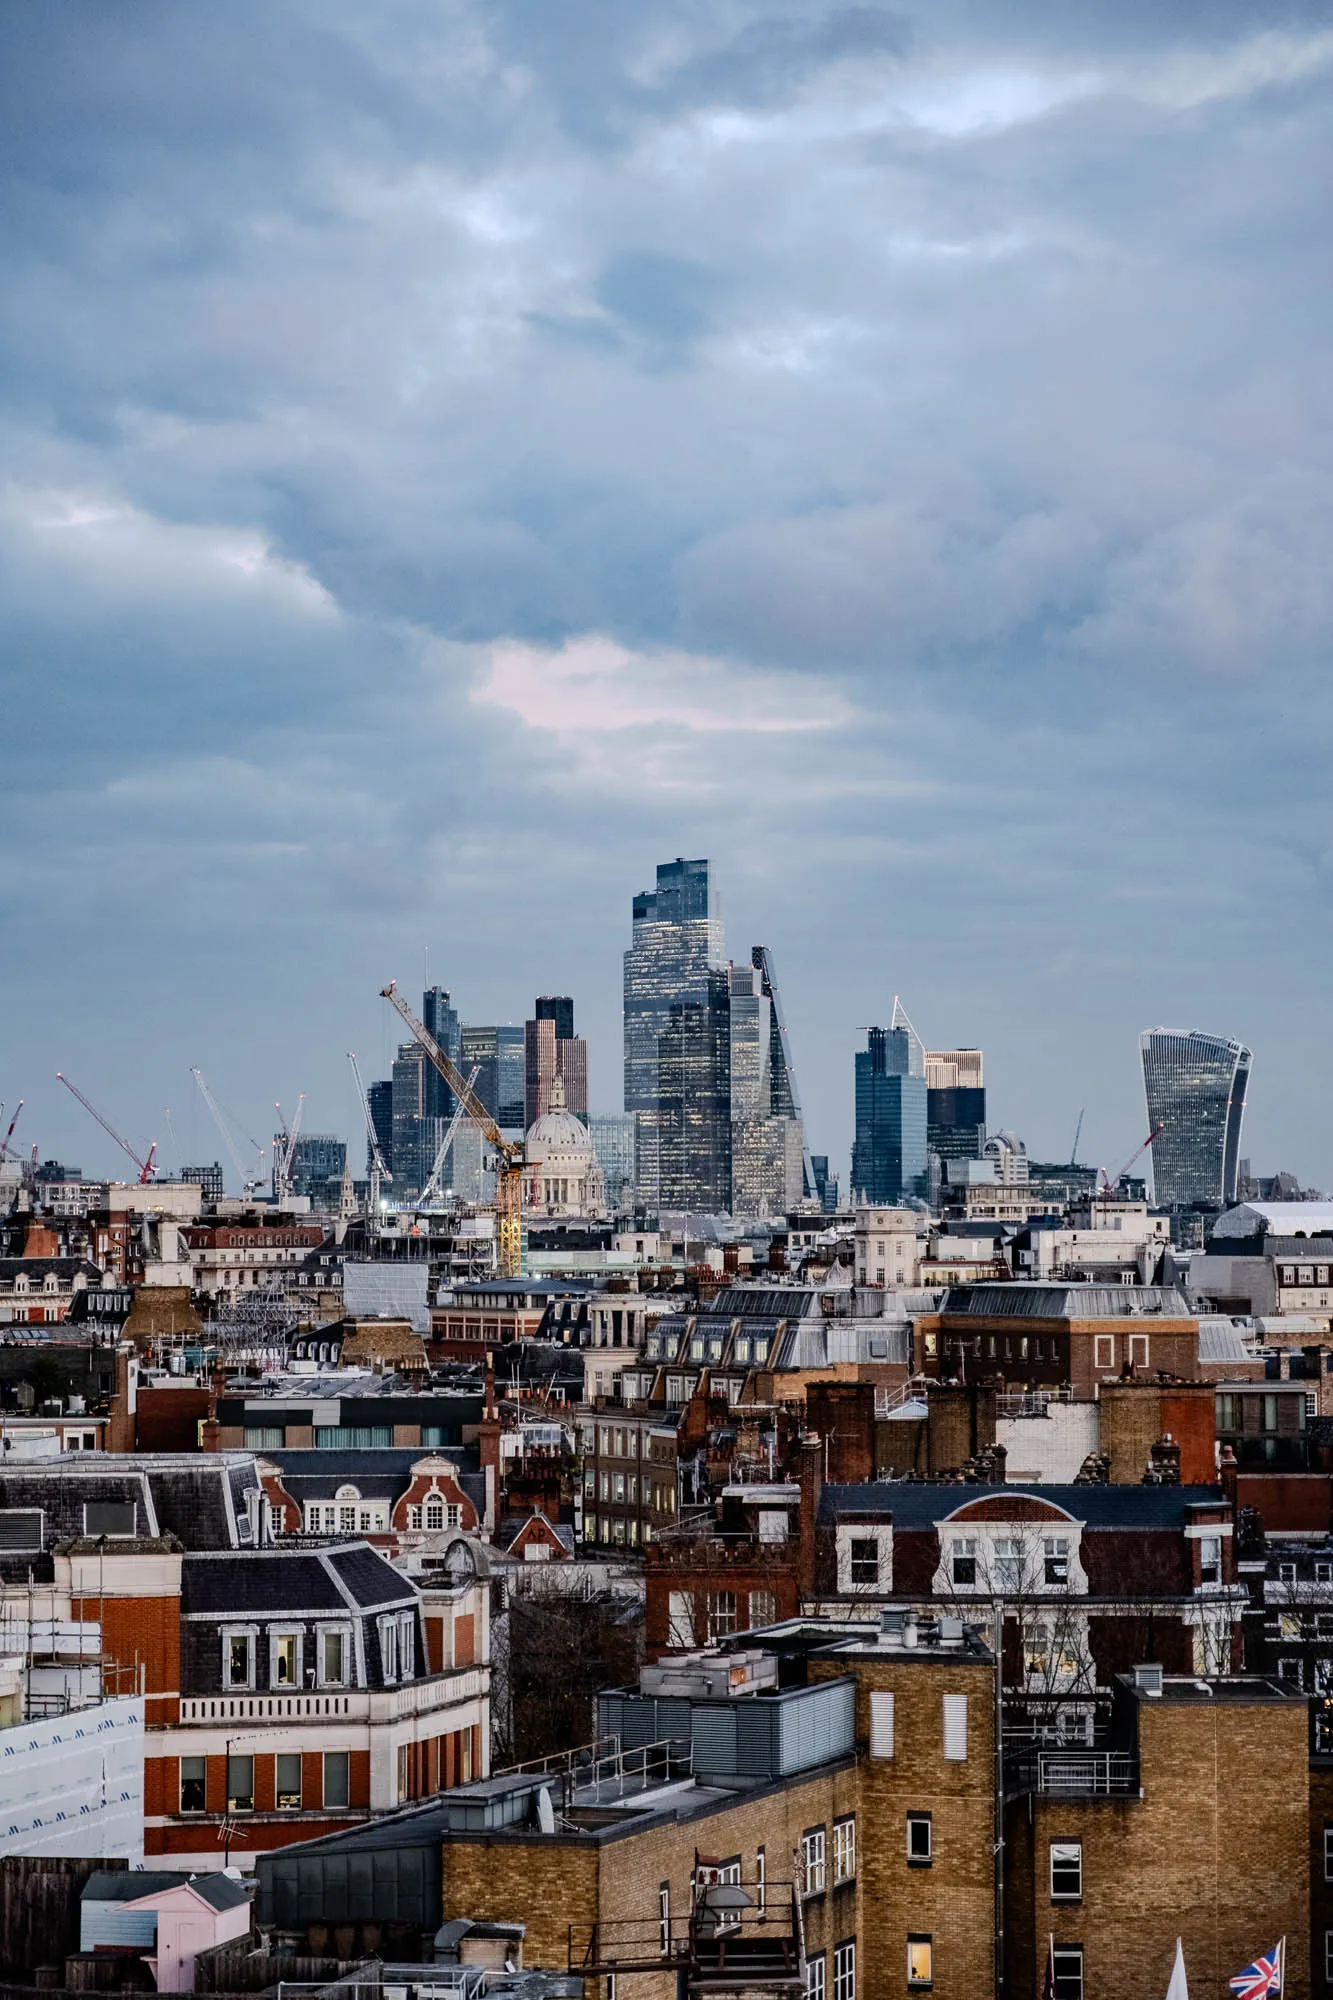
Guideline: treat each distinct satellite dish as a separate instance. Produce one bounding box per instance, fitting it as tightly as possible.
[536,1786,555,1834]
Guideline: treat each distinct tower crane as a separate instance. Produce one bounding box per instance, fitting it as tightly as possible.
[190,1069,265,1197]
[56,1074,157,1184]
[417,1067,481,1209]
[380,980,526,1276]
[0,1101,24,1162]
[1070,1109,1084,1169]
[272,1095,306,1205]
[1101,1122,1164,1194]
[347,1052,392,1217]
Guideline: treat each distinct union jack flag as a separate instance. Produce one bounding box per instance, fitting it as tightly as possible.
[1229,1942,1283,2000]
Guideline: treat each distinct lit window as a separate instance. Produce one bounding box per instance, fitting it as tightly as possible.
[907,1938,932,1989]
[272,1633,298,1686]
[1050,1841,1082,1900]
[907,1814,931,1865]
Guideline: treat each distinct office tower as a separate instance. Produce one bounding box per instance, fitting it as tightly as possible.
[181,1162,224,1202]
[656,973,732,1211]
[422,988,461,1123]
[851,1007,929,1204]
[624,857,727,1208]
[1139,1028,1252,1209]
[526,997,588,1124]
[367,1080,394,1177]
[749,944,811,1204]
[535,995,575,1042]
[729,959,804,1216]
[391,1042,428,1194]
[926,1048,986,1164]
[289,1134,347,1201]
[811,1156,839,1213]
[589,1114,637,1211]
[461,1026,501,1124]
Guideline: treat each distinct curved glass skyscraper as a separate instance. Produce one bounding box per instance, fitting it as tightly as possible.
[1139,1028,1252,1209]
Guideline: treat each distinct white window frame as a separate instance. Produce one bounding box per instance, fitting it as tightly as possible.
[802,1825,826,1896]
[1050,1840,1082,1900]
[833,1816,856,1884]
[833,1941,855,2000]
[836,1523,892,1595]
[398,1610,416,1680]
[318,1622,352,1687]
[805,1954,825,2000]
[379,1614,400,1682]
[907,1812,932,1864]
[1094,1334,1114,1370]
[907,1938,932,1990]
[222,1625,258,1690]
[269,1629,302,1689]
[1325,1931,1333,1986]
[1052,1945,1084,2000]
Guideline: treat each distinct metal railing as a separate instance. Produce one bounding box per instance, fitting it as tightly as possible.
[177,1667,486,1726]
[995,1387,1072,1419]
[1008,1748,1138,1796]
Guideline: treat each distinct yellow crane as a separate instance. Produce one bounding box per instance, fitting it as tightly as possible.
[380,981,526,1276]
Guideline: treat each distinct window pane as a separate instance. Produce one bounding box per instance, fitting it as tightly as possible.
[180,1756,206,1813]
[274,1635,297,1685]
[275,1753,302,1808]
[907,1939,932,1988]
[324,1751,350,1809]
[227,1754,254,1811]
[227,1636,251,1686]
[322,1630,345,1682]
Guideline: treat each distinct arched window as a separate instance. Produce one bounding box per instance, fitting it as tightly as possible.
[425,1496,445,1531]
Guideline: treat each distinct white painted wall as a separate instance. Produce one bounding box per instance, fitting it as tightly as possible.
[996,1403,1099,1484]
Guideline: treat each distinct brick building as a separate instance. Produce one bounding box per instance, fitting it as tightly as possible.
[918,1284,1202,1398]
[1005,1667,1310,2000]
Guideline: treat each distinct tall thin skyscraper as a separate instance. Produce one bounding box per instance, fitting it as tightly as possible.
[624,857,727,1209]
[525,996,587,1123]
[851,1005,928,1204]
[656,975,732,1212]
[1140,1028,1252,1209]
[422,987,461,1123]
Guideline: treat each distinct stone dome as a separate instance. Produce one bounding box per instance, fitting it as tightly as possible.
[523,1075,606,1218]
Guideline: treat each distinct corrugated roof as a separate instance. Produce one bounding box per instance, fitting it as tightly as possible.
[342,1262,430,1331]
[1197,1320,1256,1362]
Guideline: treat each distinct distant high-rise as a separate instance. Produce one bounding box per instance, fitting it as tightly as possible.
[851,1003,928,1204]
[367,1080,394,1176]
[926,1047,986,1164]
[624,858,728,1209]
[422,988,461,1124]
[657,974,733,1212]
[589,1114,637,1211]
[1140,1028,1252,1209]
[463,1025,526,1128]
[391,1041,428,1194]
[525,996,587,1124]
[729,958,804,1216]
[289,1134,347,1201]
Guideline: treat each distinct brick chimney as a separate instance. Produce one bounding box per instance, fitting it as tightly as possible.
[798,1432,824,1594]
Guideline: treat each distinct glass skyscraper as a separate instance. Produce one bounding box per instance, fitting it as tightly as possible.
[1139,1028,1252,1209]
[851,1015,929,1204]
[624,857,728,1210]
[459,1024,527,1130]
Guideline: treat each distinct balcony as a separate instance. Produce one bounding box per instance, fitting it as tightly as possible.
[1006,1748,1139,1798]
[176,1665,487,1726]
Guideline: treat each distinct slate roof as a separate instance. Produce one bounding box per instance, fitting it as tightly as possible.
[181,1543,417,1615]
[82,1870,247,1911]
[940,1283,1194,1319]
[818,1481,1227,1529]
[267,1447,476,1500]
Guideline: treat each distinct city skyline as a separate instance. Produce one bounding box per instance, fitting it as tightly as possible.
[2,6,1330,1194]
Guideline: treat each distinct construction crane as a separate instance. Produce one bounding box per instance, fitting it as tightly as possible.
[1101,1122,1164,1193]
[271,1095,307,1205]
[0,1101,24,1162]
[417,1067,481,1209]
[56,1073,157,1184]
[381,980,526,1276]
[1070,1109,1084,1168]
[190,1068,265,1197]
[347,1052,392,1216]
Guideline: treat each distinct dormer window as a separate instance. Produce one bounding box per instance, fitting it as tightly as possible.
[425,1496,444,1531]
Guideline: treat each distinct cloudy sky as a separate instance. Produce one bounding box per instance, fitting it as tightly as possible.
[3,1,1330,1189]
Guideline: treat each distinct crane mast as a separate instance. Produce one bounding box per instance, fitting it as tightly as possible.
[347,1052,392,1217]
[380,981,525,1276]
[56,1074,157,1185]
[417,1067,481,1209]
[272,1095,307,1205]
[190,1069,264,1197]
